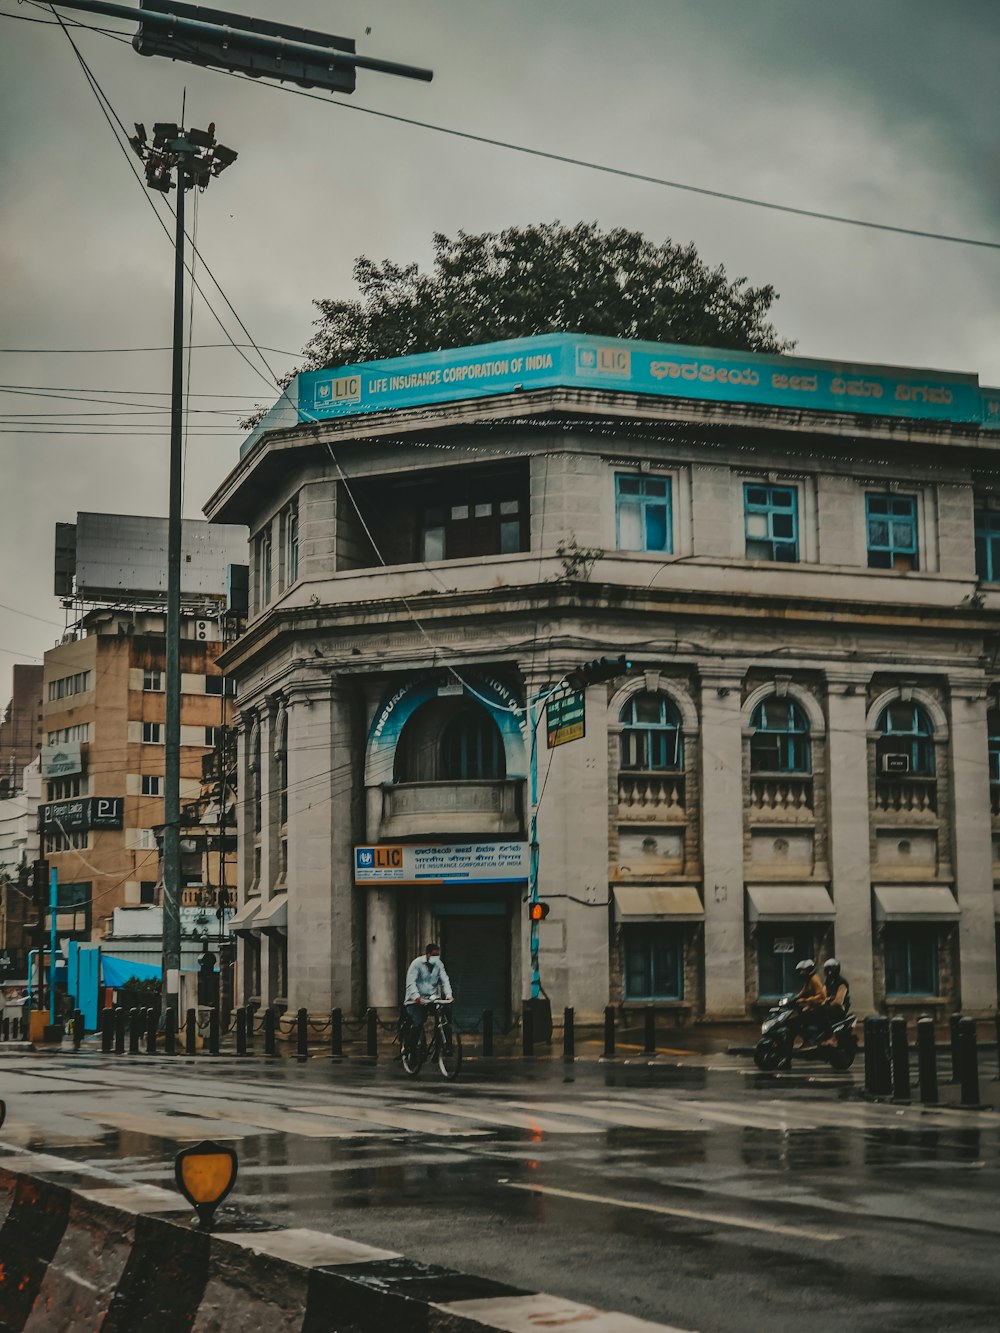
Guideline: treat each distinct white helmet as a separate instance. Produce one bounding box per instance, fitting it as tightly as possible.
[795,958,816,974]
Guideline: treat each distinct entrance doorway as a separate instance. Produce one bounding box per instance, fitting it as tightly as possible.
[436,904,510,1031]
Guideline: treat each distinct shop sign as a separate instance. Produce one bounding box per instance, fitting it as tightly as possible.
[41,742,82,778]
[773,937,796,955]
[354,841,529,886]
[40,797,123,831]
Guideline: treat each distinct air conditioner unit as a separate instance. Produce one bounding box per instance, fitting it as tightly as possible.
[881,753,910,775]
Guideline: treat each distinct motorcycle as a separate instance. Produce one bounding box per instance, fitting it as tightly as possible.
[753,996,858,1071]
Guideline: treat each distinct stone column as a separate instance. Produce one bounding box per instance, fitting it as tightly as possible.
[825,674,875,1015]
[948,680,995,1015]
[232,711,253,1003]
[284,674,337,1013]
[531,676,612,1021]
[366,890,398,1009]
[699,668,747,1018]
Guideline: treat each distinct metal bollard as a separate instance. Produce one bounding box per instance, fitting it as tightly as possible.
[264,1008,276,1056]
[1,1017,8,1042]
[330,1008,343,1060]
[145,1009,157,1056]
[603,1005,616,1058]
[865,1016,891,1096]
[208,1007,220,1056]
[128,1008,142,1055]
[114,1007,126,1055]
[244,1005,255,1051]
[366,1007,378,1060]
[889,1016,910,1101]
[73,1009,84,1048]
[916,1017,937,1104]
[644,1006,656,1055]
[522,1002,534,1057]
[958,1018,980,1106]
[297,1007,309,1060]
[949,1012,962,1083]
[185,1009,197,1056]
[236,1008,247,1056]
[482,1008,494,1058]
[164,1007,176,1056]
[863,1017,874,1092]
[563,1007,575,1061]
[101,1010,113,1053]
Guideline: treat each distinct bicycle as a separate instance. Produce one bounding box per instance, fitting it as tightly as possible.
[398,998,462,1079]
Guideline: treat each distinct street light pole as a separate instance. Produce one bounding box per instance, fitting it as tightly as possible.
[162,158,185,1005]
[131,123,237,1014]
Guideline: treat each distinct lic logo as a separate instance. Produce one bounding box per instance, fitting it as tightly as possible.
[316,381,332,400]
[576,345,631,377]
[356,848,374,869]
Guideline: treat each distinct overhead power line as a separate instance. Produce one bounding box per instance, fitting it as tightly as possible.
[0,343,299,355]
[225,70,1000,253]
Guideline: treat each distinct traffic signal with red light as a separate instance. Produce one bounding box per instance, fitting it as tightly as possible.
[565,655,632,691]
[529,901,550,922]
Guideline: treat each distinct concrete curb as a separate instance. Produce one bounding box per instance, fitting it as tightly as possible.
[0,1156,690,1332]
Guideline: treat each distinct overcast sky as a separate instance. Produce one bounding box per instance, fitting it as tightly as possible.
[2,0,998,704]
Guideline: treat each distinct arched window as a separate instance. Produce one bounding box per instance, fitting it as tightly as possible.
[876,701,935,777]
[619,692,683,771]
[749,697,811,773]
[440,706,505,780]
[988,710,1000,785]
[250,721,262,833]
[394,700,505,782]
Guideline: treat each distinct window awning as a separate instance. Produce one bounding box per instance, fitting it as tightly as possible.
[255,892,288,932]
[746,885,835,921]
[613,886,703,922]
[228,897,261,934]
[873,885,959,921]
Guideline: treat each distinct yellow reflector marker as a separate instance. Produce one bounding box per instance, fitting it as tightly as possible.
[174,1140,238,1229]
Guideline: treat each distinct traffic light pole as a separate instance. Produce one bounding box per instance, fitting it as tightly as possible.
[162,158,186,1008]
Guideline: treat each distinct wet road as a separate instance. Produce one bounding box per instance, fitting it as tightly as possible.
[1,1048,999,1332]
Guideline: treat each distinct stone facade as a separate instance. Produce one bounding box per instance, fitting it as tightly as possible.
[208,353,1000,1025]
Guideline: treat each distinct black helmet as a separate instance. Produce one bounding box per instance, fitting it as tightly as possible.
[795,958,816,974]
[824,958,841,975]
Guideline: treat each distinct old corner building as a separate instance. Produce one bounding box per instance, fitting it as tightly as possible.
[206,333,1000,1027]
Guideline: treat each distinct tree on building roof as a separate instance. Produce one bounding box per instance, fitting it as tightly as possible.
[242,222,792,427]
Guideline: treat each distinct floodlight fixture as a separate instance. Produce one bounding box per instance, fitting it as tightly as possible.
[174,1140,238,1230]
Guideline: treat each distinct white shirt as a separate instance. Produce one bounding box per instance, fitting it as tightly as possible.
[404,954,453,1003]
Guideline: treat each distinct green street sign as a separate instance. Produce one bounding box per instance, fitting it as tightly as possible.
[546,690,585,748]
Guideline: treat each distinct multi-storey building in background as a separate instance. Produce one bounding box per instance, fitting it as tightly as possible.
[36,514,245,970]
[208,334,1000,1027]
[0,664,43,798]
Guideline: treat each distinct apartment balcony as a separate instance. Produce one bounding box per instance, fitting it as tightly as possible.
[618,772,686,822]
[874,776,937,820]
[748,775,814,822]
[376,780,524,840]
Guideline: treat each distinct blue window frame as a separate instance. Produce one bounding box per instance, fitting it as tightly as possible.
[757,926,812,999]
[744,484,798,562]
[876,701,935,777]
[749,697,811,773]
[616,474,672,553]
[884,925,938,996]
[866,494,918,570]
[975,510,1000,583]
[619,692,683,770]
[624,924,683,1000]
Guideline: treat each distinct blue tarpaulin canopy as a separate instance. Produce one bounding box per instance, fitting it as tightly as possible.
[101,955,161,987]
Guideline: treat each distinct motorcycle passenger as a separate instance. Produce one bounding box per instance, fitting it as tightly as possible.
[822,958,850,1023]
[792,958,827,1045]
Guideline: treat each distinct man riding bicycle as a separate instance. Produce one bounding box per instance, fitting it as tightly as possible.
[403,942,454,1056]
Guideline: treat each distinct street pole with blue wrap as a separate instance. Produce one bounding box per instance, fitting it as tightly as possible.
[49,867,58,1026]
